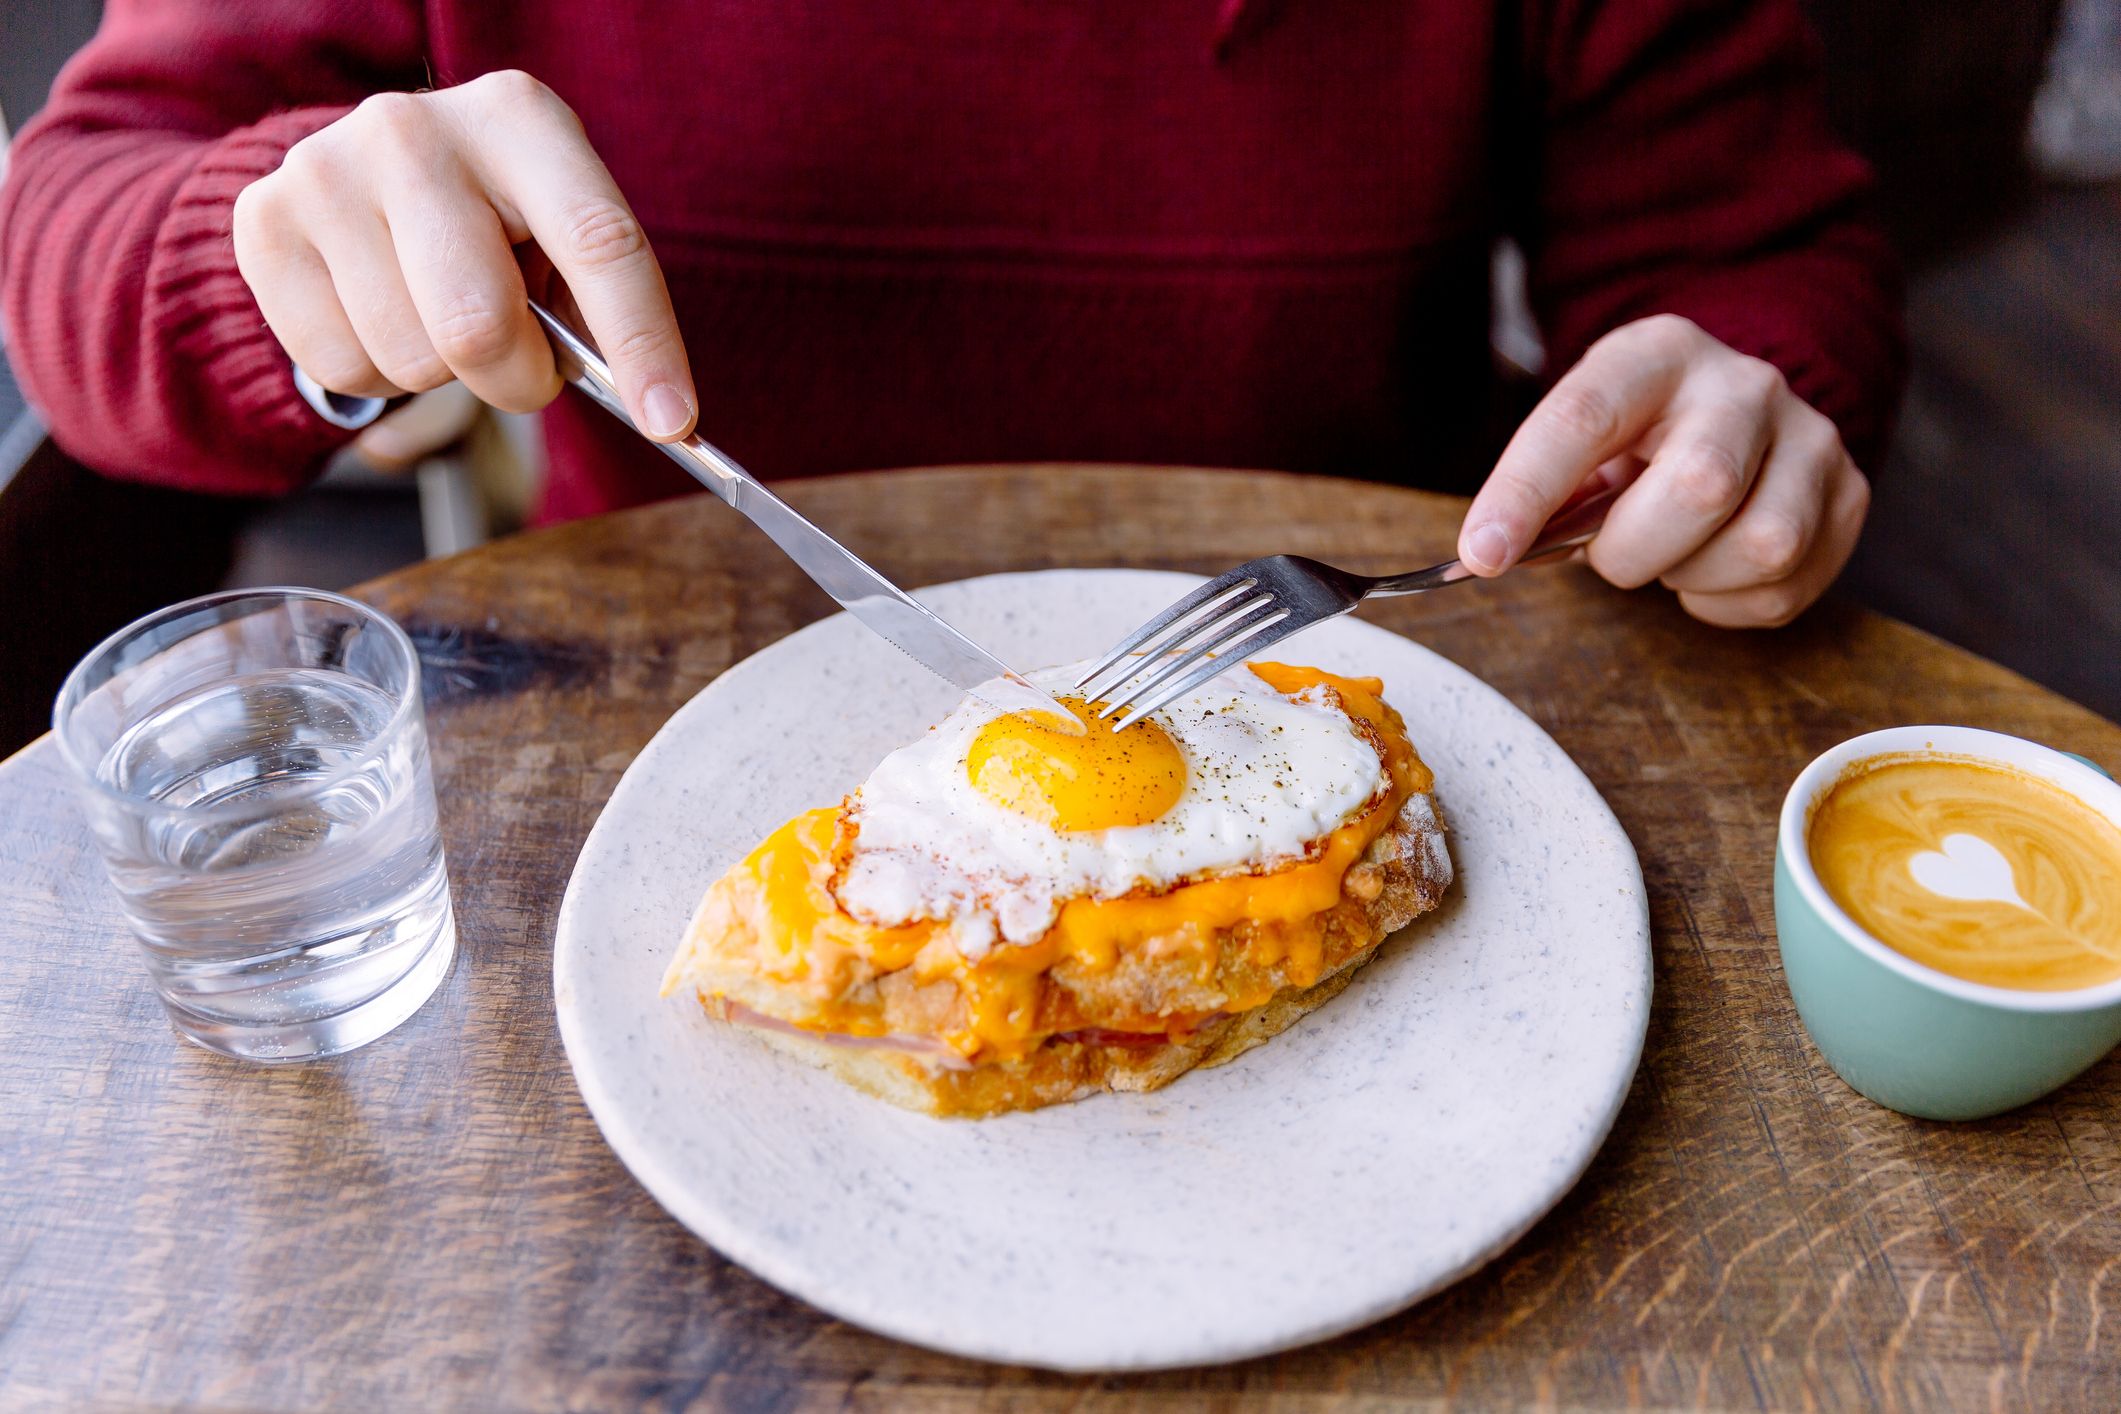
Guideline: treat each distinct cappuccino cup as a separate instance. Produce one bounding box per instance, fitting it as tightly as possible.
[1775,726,2121,1120]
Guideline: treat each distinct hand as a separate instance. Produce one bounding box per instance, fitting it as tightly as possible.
[1456,315,1871,628]
[233,70,696,441]
[349,385,483,473]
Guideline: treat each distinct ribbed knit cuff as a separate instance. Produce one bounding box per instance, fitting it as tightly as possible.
[1649,251,1906,477]
[147,104,357,494]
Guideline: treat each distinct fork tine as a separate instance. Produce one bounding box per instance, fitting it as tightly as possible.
[1088,593,1279,716]
[1072,573,1260,695]
[1082,590,1277,705]
[1108,610,1312,732]
[1093,598,1289,721]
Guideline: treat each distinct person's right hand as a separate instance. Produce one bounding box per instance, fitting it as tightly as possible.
[233,70,697,441]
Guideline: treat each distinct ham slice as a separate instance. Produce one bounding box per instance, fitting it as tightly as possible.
[714,999,1223,1066]
[714,998,972,1070]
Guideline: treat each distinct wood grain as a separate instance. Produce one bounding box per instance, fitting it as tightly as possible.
[4,465,2119,1412]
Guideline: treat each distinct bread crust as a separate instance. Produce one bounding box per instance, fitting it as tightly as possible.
[703,789,1452,1118]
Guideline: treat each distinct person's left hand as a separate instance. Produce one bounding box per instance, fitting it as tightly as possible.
[1456,314,1871,628]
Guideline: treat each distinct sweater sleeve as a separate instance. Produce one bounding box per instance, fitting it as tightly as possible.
[1511,0,1906,472]
[0,2,426,496]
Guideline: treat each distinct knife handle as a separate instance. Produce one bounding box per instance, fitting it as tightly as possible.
[527,299,749,505]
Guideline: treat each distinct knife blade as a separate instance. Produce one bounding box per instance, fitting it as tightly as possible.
[527,301,1073,724]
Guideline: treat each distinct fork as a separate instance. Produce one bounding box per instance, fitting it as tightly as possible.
[1075,482,1623,730]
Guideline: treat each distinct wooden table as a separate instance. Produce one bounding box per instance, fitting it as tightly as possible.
[6,466,2119,1411]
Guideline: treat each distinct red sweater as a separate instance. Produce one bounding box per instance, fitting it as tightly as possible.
[0,1,1901,522]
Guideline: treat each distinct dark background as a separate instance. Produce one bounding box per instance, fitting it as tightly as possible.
[3,0,2116,754]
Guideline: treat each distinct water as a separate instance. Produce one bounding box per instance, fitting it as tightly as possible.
[88,667,454,1060]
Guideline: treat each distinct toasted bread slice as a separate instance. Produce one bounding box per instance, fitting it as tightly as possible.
[702,790,1450,1118]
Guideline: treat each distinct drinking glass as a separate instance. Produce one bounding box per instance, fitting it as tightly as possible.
[54,588,455,1061]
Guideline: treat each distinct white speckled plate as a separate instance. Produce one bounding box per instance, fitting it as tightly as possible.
[554,569,1649,1371]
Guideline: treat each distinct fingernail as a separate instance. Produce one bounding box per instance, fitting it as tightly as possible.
[353,428,418,468]
[1465,522,1512,573]
[641,383,694,439]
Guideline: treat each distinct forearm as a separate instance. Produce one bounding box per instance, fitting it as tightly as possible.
[1535,220,1904,476]
[1519,0,1907,473]
[1,110,354,494]
[0,0,423,494]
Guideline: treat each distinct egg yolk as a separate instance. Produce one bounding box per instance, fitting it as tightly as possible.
[965,697,1187,831]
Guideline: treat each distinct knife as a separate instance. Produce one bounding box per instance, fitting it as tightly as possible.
[523,300,1072,724]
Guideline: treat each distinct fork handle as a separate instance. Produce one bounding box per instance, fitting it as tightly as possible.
[1370,481,1622,595]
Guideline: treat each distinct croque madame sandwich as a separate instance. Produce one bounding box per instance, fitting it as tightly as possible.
[661,659,1452,1117]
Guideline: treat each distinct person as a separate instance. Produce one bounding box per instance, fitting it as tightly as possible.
[0,0,1901,628]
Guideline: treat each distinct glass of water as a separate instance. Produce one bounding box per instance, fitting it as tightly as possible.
[54,588,455,1062]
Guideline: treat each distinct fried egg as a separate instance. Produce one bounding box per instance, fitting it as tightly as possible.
[833,660,1391,955]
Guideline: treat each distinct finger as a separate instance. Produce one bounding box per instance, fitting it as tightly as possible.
[234,193,396,399]
[309,210,453,395]
[1584,392,1772,589]
[464,81,696,439]
[1678,463,1871,628]
[353,384,482,472]
[1458,316,1696,575]
[382,170,559,413]
[1659,410,1843,595]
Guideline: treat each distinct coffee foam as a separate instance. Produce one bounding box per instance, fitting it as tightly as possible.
[1806,752,2121,992]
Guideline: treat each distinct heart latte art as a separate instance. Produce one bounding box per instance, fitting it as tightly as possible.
[1806,754,2121,991]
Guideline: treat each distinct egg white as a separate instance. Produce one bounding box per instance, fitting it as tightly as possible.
[833,660,1389,956]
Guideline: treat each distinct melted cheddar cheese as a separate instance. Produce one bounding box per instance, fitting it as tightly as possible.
[662,664,1427,1060]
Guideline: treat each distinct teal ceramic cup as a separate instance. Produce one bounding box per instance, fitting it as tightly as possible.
[1775,725,2121,1121]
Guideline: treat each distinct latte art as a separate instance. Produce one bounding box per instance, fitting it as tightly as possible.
[1906,832,2025,908]
[1806,754,2121,991]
